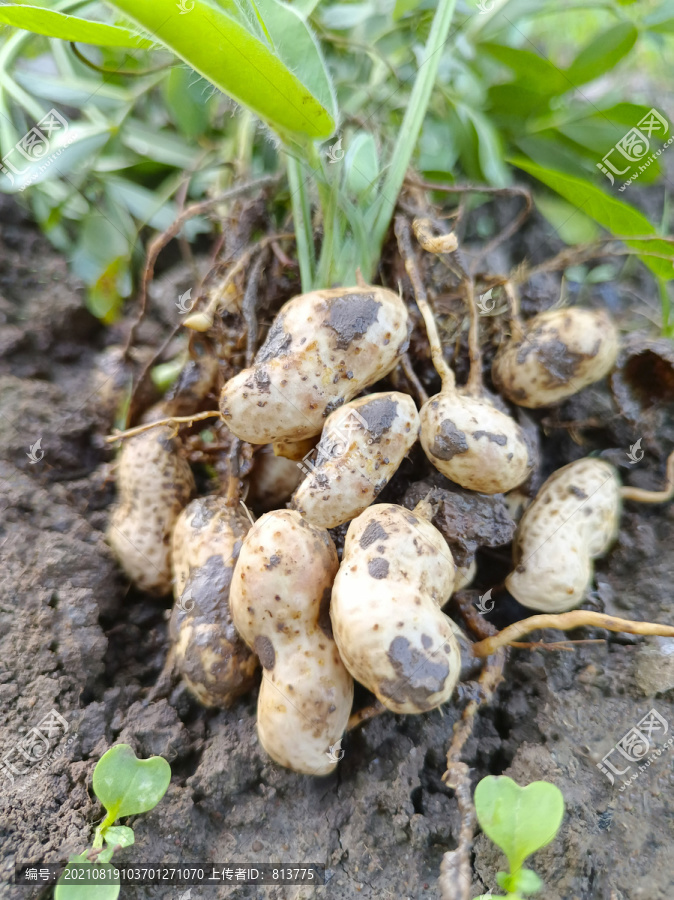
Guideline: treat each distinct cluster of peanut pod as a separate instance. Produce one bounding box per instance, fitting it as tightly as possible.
[107,257,642,776]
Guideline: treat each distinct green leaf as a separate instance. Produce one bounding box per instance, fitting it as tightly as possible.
[460,106,509,186]
[55,860,120,900]
[106,0,336,140]
[104,825,135,849]
[515,868,544,894]
[510,157,674,280]
[343,132,379,199]
[481,43,569,96]
[0,6,153,48]
[93,744,171,820]
[0,122,113,194]
[474,776,564,874]
[534,193,599,245]
[163,66,212,138]
[566,23,638,86]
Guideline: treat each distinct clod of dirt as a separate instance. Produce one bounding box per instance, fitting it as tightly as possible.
[634,637,674,696]
[402,478,516,569]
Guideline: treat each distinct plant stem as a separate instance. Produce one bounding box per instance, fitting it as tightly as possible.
[370,0,458,254]
[286,151,315,291]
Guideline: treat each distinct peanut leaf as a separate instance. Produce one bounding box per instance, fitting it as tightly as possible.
[510,157,674,280]
[92,744,171,820]
[475,776,564,875]
[0,6,153,48]
[105,0,336,140]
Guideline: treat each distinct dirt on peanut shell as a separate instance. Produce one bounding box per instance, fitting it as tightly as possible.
[1,191,674,900]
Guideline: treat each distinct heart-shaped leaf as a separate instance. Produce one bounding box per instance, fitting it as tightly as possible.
[54,860,120,900]
[474,776,564,873]
[92,744,171,820]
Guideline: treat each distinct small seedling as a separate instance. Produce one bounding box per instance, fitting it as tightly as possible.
[472,775,564,900]
[55,744,171,900]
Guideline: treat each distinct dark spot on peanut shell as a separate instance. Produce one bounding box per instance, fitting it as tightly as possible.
[325,294,381,349]
[265,554,281,569]
[368,558,389,579]
[360,520,388,548]
[379,636,450,710]
[359,397,399,440]
[473,430,507,446]
[255,316,292,363]
[254,635,276,670]
[431,420,469,460]
[569,485,588,499]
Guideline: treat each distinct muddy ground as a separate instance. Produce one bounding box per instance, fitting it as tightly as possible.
[0,190,673,900]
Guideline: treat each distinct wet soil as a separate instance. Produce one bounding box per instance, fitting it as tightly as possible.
[1,192,673,900]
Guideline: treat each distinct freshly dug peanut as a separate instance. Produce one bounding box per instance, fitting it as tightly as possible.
[331,503,461,714]
[291,391,420,529]
[170,496,258,706]
[107,419,195,594]
[506,458,621,613]
[493,308,619,408]
[230,510,353,775]
[420,390,534,494]
[245,444,303,512]
[219,285,409,444]
[396,217,534,494]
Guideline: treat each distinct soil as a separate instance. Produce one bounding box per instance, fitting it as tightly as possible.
[1,190,673,900]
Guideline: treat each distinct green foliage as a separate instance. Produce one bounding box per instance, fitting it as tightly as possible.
[106,0,337,142]
[54,745,170,900]
[0,6,153,48]
[0,0,672,326]
[472,775,564,900]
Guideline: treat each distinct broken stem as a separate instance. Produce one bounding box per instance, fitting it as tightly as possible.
[472,611,674,658]
[347,700,386,732]
[621,449,674,504]
[464,278,483,397]
[395,216,455,390]
[105,410,222,444]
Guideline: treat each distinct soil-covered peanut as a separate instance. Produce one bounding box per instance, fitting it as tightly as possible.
[230,510,353,775]
[246,444,303,512]
[420,391,534,493]
[493,308,619,408]
[107,422,195,594]
[291,392,420,529]
[331,504,461,714]
[507,458,621,612]
[219,286,409,444]
[170,497,257,707]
